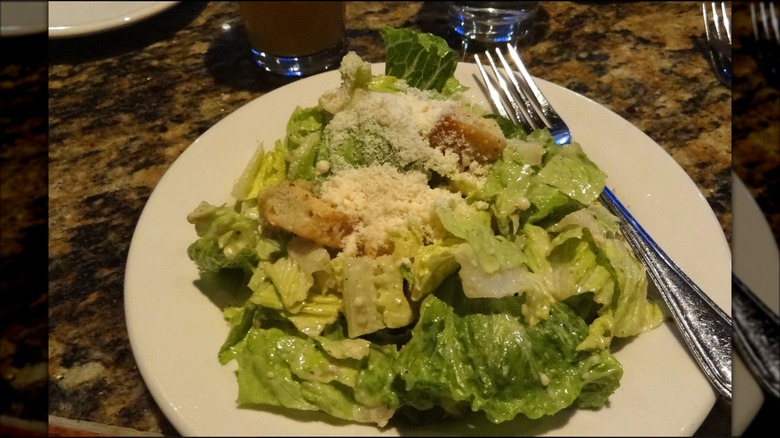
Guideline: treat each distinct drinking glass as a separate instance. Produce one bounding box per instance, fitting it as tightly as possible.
[449,1,540,43]
[239,2,347,77]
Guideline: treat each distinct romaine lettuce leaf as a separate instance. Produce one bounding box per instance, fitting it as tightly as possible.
[230,325,401,427]
[478,132,596,235]
[247,259,341,337]
[231,141,287,202]
[379,26,458,92]
[548,205,663,347]
[397,278,623,423]
[262,257,312,313]
[285,106,330,181]
[409,241,459,301]
[186,202,260,273]
[543,205,663,349]
[536,142,606,205]
[434,201,526,274]
[433,200,558,322]
[286,237,336,294]
[337,255,414,338]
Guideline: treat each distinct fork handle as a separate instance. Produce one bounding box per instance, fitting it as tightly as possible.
[733,273,780,399]
[599,188,733,401]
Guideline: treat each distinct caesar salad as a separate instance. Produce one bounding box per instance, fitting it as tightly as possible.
[185,27,664,428]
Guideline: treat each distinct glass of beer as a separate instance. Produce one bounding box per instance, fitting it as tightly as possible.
[239,1,347,77]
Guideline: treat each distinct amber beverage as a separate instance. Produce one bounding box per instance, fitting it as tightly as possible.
[239,2,347,76]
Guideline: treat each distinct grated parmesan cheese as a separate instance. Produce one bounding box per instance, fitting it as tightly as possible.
[325,88,466,178]
[319,164,464,257]
[313,78,507,255]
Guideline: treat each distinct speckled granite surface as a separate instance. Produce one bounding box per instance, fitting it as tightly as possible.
[45,1,739,436]
[732,1,779,247]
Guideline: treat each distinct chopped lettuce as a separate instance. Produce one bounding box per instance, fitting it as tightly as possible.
[379,26,459,92]
[186,202,260,273]
[319,51,374,116]
[409,241,459,301]
[231,141,287,203]
[247,256,342,338]
[537,141,607,205]
[435,201,526,274]
[228,324,400,427]
[397,278,623,423]
[336,255,414,338]
[284,106,331,181]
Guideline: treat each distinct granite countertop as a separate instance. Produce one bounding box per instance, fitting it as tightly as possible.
[8,1,744,436]
[732,1,779,245]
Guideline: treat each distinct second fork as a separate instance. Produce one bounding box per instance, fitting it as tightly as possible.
[702,2,733,88]
[750,2,779,87]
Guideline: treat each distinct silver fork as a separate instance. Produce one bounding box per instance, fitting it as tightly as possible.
[475,44,733,401]
[702,2,732,88]
[750,2,779,87]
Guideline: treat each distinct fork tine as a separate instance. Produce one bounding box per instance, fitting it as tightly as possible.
[711,2,724,42]
[484,51,533,131]
[503,43,571,145]
[759,2,769,40]
[703,3,713,41]
[494,48,547,130]
[751,2,766,41]
[751,3,759,40]
[701,2,731,44]
[749,2,779,87]
[720,2,731,43]
[474,54,511,121]
[770,2,780,43]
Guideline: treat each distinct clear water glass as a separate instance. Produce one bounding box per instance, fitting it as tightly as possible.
[449,1,540,43]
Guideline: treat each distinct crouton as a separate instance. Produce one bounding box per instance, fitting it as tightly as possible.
[259,180,354,249]
[428,107,507,164]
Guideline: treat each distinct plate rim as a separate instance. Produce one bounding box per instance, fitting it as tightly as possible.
[0,1,47,37]
[47,1,179,38]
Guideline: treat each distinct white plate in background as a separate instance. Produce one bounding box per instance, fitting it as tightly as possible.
[48,1,178,38]
[125,63,732,436]
[731,173,779,436]
[1,1,47,36]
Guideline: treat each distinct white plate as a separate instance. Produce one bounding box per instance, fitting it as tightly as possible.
[125,63,732,436]
[0,1,47,36]
[731,173,779,435]
[48,1,178,38]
